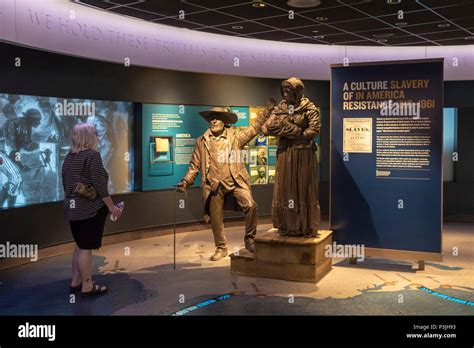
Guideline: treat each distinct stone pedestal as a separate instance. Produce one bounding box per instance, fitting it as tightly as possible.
[230,228,333,283]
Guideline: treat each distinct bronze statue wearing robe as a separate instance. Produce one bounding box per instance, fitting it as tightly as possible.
[263,77,321,237]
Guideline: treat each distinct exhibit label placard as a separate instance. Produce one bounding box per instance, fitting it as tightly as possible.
[343,118,373,153]
[330,59,443,257]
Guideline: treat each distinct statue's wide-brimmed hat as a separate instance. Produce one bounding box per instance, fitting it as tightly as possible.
[199,106,238,125]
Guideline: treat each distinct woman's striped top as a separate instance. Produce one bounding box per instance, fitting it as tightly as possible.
[62,149,110,221]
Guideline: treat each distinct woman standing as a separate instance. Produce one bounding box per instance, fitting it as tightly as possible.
[62,123,123,297]
[263,77,321,237]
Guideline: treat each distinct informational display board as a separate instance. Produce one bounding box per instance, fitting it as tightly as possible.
[141,104,210,190]
[141,104,277,190]
[330,59,443,259]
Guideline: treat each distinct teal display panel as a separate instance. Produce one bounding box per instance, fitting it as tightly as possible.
[141,103,291,189]
[141,104,210,190]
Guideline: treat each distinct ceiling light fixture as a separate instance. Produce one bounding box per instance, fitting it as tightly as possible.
[465,36,474,40]
[377,39,388,42]
[252,1,266,8]
[314,35,325,39]
[312,30,319,33]
[232,25,244,30]
[387,0,401,4]
[438,23,451,28]
[287,0,321,8]
[316,16,328,21]
[373,33,394,38]
[395,22,407,26]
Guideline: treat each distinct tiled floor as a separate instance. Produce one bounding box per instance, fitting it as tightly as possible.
[0,222,473,315]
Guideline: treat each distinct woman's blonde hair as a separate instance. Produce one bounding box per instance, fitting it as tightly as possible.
[70,123,98,153]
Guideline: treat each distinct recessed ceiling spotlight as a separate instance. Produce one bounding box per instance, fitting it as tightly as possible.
[465,36,474,40]
[287,0,321,8]
[252,1,266,8]
[316,16,328,21]
[312,30,319,33]
[314,35,325,39]
[377,39,388,43]
[438,23,451,28]
[373,32,394,38]
[232,25,244,30]
[395,21,407,26]
[387,0,401,4]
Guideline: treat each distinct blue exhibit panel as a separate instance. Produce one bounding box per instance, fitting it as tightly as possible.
[330,60,443,254]
[442,108,457,182]
[141,104,210,191]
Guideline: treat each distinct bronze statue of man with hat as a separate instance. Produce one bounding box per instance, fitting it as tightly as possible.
[176,99,276,261]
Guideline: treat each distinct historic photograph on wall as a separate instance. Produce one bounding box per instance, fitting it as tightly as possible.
[0,93,133,209]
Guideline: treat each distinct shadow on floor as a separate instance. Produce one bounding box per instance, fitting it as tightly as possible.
[0,255,158,315]
[332,257,417,273]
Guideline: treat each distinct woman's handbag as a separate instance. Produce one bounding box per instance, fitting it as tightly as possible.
[73,155,98,200]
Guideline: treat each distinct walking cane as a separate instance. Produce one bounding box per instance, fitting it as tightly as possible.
[173,188,176,270]
[172,186,187,270]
